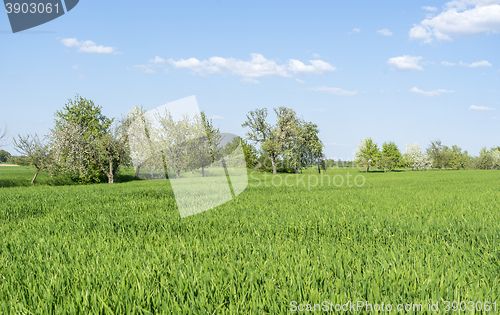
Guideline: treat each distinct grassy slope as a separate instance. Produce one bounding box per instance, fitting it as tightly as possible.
[0,169,499,314]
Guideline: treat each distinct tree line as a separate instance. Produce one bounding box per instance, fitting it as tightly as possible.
[5,95,253,184]
[3,96,499,184]
[355,138,500,172]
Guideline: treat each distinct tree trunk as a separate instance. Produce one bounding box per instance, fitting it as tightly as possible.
[271,154,277,174]
[317,158,320,174]
[31,170,39,185]
[202,165,205,177]
[108,158,114,183]
[135,165,140,177]
[176,169,180,178]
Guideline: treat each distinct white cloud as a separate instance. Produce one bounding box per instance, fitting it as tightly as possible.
[149,56,165,64]
[387,55,424,70]
[61,38,118,54]
[169,54,289,77]
[134,64,156,74]
[72,65,78,70]
[469,105,496,110]
[377,29,393,36]
[209,115,224,120]
[288,59,336,74]
[168,54,336,79]
[134,56,168,73]
[459,60,492,67]
[296,78,305,84]
[312,53,320,58]
[310,108,327,112]
[78,74,85,80]
[441,61,456,66]
[410,87,454,96]
[241,78,260,84]
[348,28,361,34]
[423,6,439,11]
[61,38,80,47]
[308,86,358,96]
[410,0,500,43]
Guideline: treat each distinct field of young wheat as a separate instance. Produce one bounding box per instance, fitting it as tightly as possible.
[0,166,499,314]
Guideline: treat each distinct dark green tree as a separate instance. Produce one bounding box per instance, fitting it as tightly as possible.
[0,149,12,163]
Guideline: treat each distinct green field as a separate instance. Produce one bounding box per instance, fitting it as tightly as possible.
[0,167,499,314]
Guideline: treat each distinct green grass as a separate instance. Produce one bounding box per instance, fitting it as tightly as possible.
[0,168,499,314]
[0,166,140,188]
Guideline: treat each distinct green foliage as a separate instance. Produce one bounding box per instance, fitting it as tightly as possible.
[475,147,495,169]
[7,155,30,166]
[200,111,223,164]
[379,141,402,171]
[355,138,380,172]
[0,169,500,312]
[241,140,258,168]
[0,150,12,163]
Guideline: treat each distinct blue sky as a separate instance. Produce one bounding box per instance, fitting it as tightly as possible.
[1,0,499,159]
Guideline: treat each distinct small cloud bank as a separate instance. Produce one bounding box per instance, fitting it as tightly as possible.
[308,86,358,96]
[377,29,393,36]
[470,105,496,111]
[135,56,168,73]
[388,55,424,71]
[410,87,454,96]
[61,38,118,54]
[168,54,336,83]
[459,60,492,67]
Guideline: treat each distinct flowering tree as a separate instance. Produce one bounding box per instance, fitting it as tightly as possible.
[355,138,380,173]
[49,95,128,183]
[492,149,500,169]
[404,143,432,171]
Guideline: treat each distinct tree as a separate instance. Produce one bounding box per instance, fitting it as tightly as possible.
[287,119,323,173]
[152,110,202,178]
[49,95,127,183]
[241,140,258,168]
[404,143,432,171]
[355,138,380,173]
[242,109,277,173]
[427,140,445,170]
[0,150,12,163]
[379,142,402,172]
[13,134,51,184]
[492,148,500,169]
[199,111,223,176]
[449,145,471,170]
[124,106,152,177]
[475,147,495,169]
